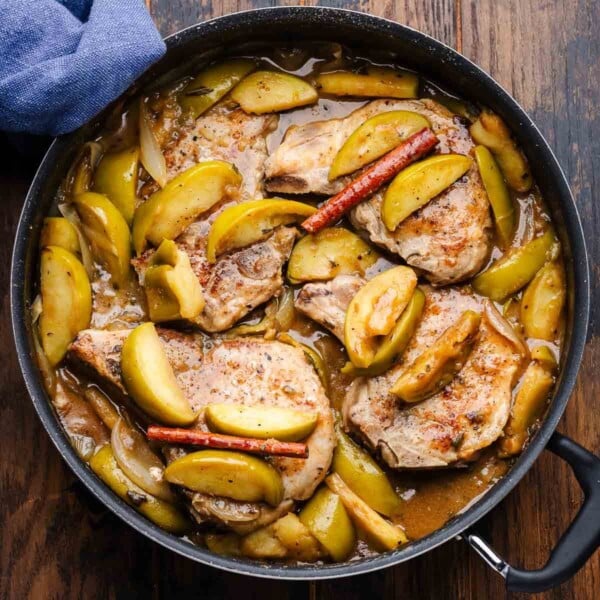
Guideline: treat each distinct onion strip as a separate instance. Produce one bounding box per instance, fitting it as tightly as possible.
[111,418,176,503]
[71,433,96,461]
[31,294,43,324]
[64,141,103,197]
[485,302,529,359]
[31,314,56,396]
[274,288,295,332]
[139,98,168,188]
[57,202,96,278]
[84,387,120,430]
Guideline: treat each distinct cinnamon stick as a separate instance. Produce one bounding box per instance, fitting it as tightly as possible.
[147,426,309,459]
[301,127,439,233]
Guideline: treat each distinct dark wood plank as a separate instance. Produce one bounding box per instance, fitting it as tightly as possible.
[1,1,598,599]
[460,2,600,598]
[148,0,456,47]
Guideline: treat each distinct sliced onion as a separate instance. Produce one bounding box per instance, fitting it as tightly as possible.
[485,302,529,358]
[58,202,96,278]
[64,141,103,197]
[225,298,278,337]
[84,387,120,430]
[226,319,273,337]
[111,418,176,503]
[274,288,295,332]
[31,314,56,396]
[225,288,296,338]
[31,294,43,324]
[202,497,260,523]
[70,433,95,461]
[139,98,167,188]
[29,294,55,393]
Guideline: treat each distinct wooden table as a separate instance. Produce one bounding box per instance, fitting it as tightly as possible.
[1,1,598,598]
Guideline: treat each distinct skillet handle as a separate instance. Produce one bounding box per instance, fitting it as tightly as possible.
[465,432,600,593]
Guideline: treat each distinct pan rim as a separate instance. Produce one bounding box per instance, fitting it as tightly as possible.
[10,5,590,580]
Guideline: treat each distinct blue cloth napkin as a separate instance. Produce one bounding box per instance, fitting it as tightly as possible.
[0,0,166,136]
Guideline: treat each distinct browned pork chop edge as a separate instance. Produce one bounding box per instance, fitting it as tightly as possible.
[266,99,492,284]
[342,288,528,468]
[68,330,335,532]
[133,106,294,332]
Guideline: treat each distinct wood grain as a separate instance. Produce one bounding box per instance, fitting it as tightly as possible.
[459,3,600,598]
[1,1,598,599]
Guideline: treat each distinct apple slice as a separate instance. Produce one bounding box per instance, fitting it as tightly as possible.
[469,111,532,192]
[382,153,472,230]
[39,246,92,366]
[181,59,256,119]
[74,192,132,287]
[474,145,516,247]
[143,239,205,323]
[230,71,317,114]
[287,227,380,284]
[90,445,189,534]
[299,486,356,561]
[344,265,417,369]
[205,404,318,442]
[391,310,481,403]
[325,473,407,551]
[40,217,80,255]
[206,198,315,263]
[333,428,400,517]
[132,161,241,254]
[93,146,139,225]
[315,67,418,99]
[120,323,196,425]
[329,110,431,180]
[164,449,284,506]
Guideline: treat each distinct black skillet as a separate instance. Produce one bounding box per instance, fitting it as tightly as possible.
[10,6,600,593]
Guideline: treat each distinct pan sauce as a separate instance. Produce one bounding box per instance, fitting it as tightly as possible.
[35,42,563,563]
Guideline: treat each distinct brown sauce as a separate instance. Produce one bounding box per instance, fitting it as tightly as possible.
[35,42,564,562]
[391,451,508,539]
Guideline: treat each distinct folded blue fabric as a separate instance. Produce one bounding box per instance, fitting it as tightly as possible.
[0,0,166,135]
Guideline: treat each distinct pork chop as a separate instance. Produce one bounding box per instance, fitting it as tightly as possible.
[349,184,490,285]
[294,274,365,341]
[265,99,492,284]
[69,330,334,532]
[132,226,297,333]
[134,106,293,332]
[343,286,528,468]
[166,106,278,198]
[294,275,527,466]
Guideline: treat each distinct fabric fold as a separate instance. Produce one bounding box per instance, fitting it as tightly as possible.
[0,0,166,135]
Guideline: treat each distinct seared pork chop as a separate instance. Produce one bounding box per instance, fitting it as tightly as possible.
[134,106,293,331]
[266,99,492,284]
[294,276,527,466]
[69,330,334,531]
[133,226,297,332]
[266,99,474,195]
[166,106,277,198]
[349,185,490,286]
[343,287,528,468]
[295,274,365,341]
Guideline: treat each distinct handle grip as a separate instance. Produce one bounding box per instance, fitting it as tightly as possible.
[465,432,600,593]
